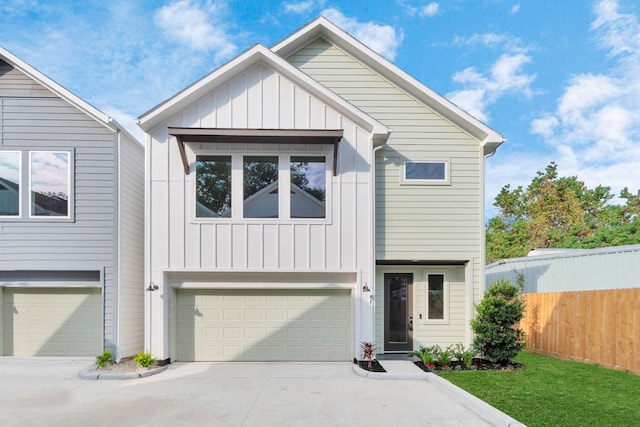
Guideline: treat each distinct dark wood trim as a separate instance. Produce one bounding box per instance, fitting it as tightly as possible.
[168,128,343,176]
[377,260,468,266]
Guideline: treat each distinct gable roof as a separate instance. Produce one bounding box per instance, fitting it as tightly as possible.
[272,17,505,156]
[0,45,137,142]
[137,44,389,142]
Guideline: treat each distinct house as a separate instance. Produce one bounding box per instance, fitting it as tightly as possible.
[137,17,504,362]
[0,47,144,360]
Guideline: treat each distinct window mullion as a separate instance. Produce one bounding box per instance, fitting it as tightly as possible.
[231,154,243,220]
[280,154,290,220]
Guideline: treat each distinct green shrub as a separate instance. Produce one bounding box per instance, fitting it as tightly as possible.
[134,351,156,368]
[433,345,453,368]
[95,349,114,369]
[471,279,526,364]
[452,343,476,368]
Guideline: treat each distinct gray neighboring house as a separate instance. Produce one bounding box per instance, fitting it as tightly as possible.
[0,46,144,360]
[486,244,640,293]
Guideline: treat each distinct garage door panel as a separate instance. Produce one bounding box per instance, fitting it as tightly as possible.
[176,288,351,361]
[2,288,102,356]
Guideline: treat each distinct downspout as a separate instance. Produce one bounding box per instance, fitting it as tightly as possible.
[370,135,388,345]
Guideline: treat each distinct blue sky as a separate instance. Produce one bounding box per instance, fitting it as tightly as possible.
[2,0,639,217]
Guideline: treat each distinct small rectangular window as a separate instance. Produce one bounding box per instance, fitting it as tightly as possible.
[30,151,70,217]
[291,156,326,218]
[427,274,445,320]
[243,156,279,218]
[0,151,21,216]
[403,161,449,184]
[196,155,232,218]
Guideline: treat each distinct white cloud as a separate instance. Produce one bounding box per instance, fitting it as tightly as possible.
[321,8,403,61]
[447,51,535,121]
[511,4,520,14]
[155,0,236,62]
[530,0,640,200]
[283,0,318,14]
[420,2,439,17]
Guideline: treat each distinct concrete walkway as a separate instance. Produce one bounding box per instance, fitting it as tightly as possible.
[0,358,524,427]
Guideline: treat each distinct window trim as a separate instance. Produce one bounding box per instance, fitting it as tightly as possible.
[401,160,450,185]
[193,150,331,223]
[28,150,72,219]
[424,272,449,324]
[0,150,22,218]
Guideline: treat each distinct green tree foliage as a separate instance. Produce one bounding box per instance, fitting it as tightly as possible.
[471,279,526,364]
[486,162,640,262]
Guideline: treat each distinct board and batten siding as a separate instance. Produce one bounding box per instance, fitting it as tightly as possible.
[287,39,484,263]
[147,62,373,275]
[115,135,145,358]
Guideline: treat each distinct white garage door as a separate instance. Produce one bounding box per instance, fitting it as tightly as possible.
[2,288,102,356]
[176,289,352,362]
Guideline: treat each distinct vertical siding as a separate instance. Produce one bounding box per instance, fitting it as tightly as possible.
[288,39,483,263]
[147,63,373,274]
[116,135,145,358]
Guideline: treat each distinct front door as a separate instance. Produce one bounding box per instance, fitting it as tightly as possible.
[384,273,413,352]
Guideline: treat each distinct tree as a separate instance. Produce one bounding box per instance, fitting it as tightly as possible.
[471,279,526,364]
[486,162,640,262]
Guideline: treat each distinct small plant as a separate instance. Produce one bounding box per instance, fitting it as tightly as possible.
[134,351,156,368]
[95,349,114,369]
[452,343,476,369]
[433,345,453,369]
[408,346,436,369]
[360,341,376,369]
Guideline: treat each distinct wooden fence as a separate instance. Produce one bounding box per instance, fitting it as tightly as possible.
[521,288,640,374]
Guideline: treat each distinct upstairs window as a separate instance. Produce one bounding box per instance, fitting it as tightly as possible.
[195,155,232,218]
[194,153,328,221]
[403,161,449,185]
[0,151,21,216]
[30,151,70,217]
[243,156,279,218]
[291,156,326,218]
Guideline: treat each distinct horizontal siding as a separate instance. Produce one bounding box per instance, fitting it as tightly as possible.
[289,39,483,262]
[0,96,116,269]
[116,135,145,358]
[0,60,54,97]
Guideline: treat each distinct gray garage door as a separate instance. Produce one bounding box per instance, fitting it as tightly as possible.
[2,287,102,356]
[175,288,352,361]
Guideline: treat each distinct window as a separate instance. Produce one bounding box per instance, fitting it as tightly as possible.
[29,151,70,217]
[403,161,449,184]
[291,156,326,218]
[194,153,328,221]
[0,151,21,216]
[196,156,232,218]
[426,273,446,321]
[243,156,278,218]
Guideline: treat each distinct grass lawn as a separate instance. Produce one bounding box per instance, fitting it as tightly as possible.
[438,352,640,427]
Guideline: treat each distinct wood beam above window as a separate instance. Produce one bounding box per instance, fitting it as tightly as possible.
[168,128,343,175]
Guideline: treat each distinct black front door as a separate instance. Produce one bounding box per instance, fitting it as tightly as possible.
[384,273,413,351]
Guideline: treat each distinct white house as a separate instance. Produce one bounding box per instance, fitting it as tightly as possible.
[0,46,144,360]
[138,17,503,362]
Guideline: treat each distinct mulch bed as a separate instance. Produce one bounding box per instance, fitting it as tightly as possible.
[357,360,387,372]
[413,358,525,372]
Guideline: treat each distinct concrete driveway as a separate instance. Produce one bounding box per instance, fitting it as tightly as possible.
[0,358,511,427]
